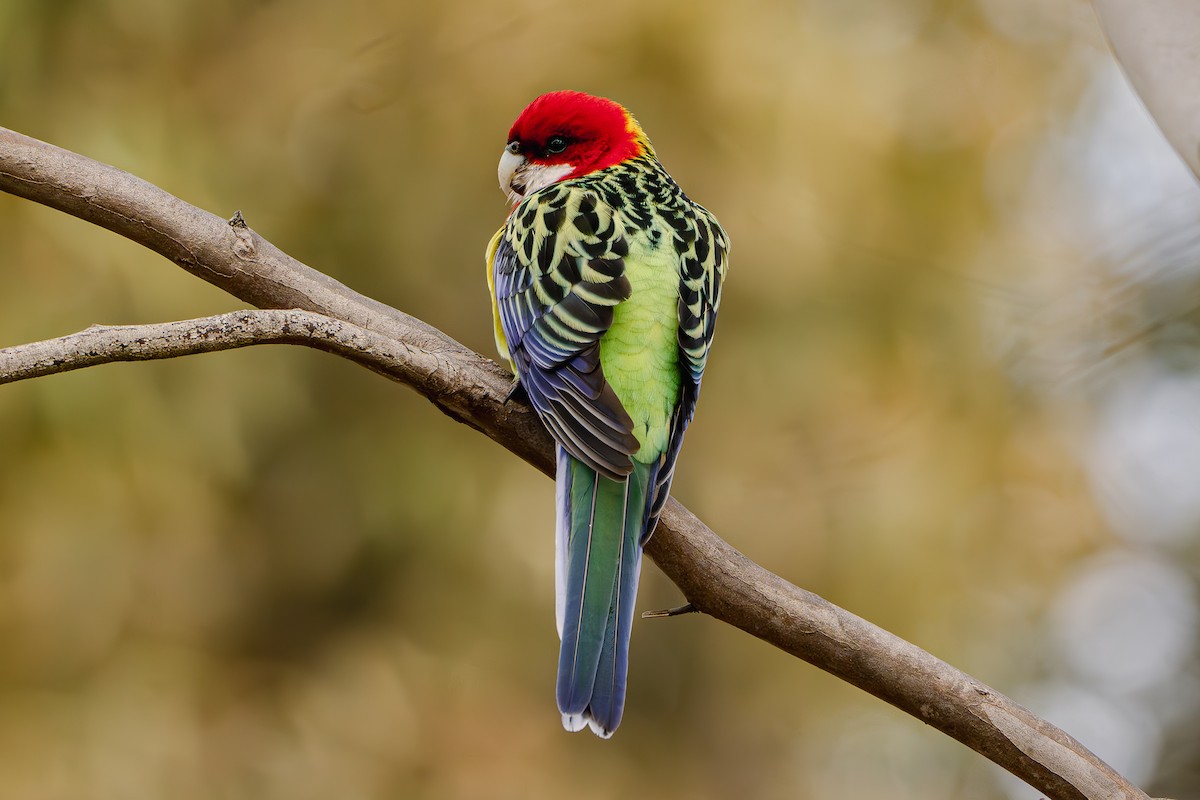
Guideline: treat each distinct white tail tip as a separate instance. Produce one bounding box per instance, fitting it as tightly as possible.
[561,711,615,738]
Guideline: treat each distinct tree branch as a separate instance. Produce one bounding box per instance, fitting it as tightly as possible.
[0,126,1153,800]
[0,310,404,384]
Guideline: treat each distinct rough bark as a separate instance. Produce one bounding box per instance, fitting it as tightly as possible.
[0,126,1154,800]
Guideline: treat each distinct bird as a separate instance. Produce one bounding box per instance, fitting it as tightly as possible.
[485,90,728,738]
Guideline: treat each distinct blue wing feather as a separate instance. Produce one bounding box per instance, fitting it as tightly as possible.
[492,185,639,480]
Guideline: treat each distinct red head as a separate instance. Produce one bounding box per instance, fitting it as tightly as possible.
[497,91,652,204]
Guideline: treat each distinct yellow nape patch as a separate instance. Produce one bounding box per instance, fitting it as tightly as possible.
[622,111,655,159]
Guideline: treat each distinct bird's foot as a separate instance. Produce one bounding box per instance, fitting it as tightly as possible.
[504,379,528,405]
[641,602,697,619]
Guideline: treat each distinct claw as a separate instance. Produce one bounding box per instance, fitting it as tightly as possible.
[641,602,697,619]
[504,380,528,405]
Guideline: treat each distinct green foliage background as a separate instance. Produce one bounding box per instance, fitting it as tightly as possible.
[1,1,1196,797]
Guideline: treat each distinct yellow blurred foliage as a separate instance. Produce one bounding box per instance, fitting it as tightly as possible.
[2,0,1184,798]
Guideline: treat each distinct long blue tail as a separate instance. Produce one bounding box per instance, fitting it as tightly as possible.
[554,446,655,738]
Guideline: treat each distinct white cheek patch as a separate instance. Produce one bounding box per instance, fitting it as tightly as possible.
[517,162,575,200]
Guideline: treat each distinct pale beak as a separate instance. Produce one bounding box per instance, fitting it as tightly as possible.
[498,149,526,204]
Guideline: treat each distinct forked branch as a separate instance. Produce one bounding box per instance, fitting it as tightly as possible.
[0,126,1153,800]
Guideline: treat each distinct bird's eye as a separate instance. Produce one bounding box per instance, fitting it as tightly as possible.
[545,136,568,154]
[506,140,521,154]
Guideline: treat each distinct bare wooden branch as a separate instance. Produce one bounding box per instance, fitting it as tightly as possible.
[0,125,1153,800]
[0,309,453,386]
[1093,0,1200,182]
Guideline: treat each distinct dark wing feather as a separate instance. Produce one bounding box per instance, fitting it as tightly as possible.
[493,184,640,480]
[644,201,730,538]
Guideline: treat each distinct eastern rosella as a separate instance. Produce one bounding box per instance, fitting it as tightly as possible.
[486,91,728,737]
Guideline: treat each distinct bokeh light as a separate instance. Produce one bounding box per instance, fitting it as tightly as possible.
[2,0,1198,797]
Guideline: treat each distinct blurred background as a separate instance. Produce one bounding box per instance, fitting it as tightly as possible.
[0,0,1197,797]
